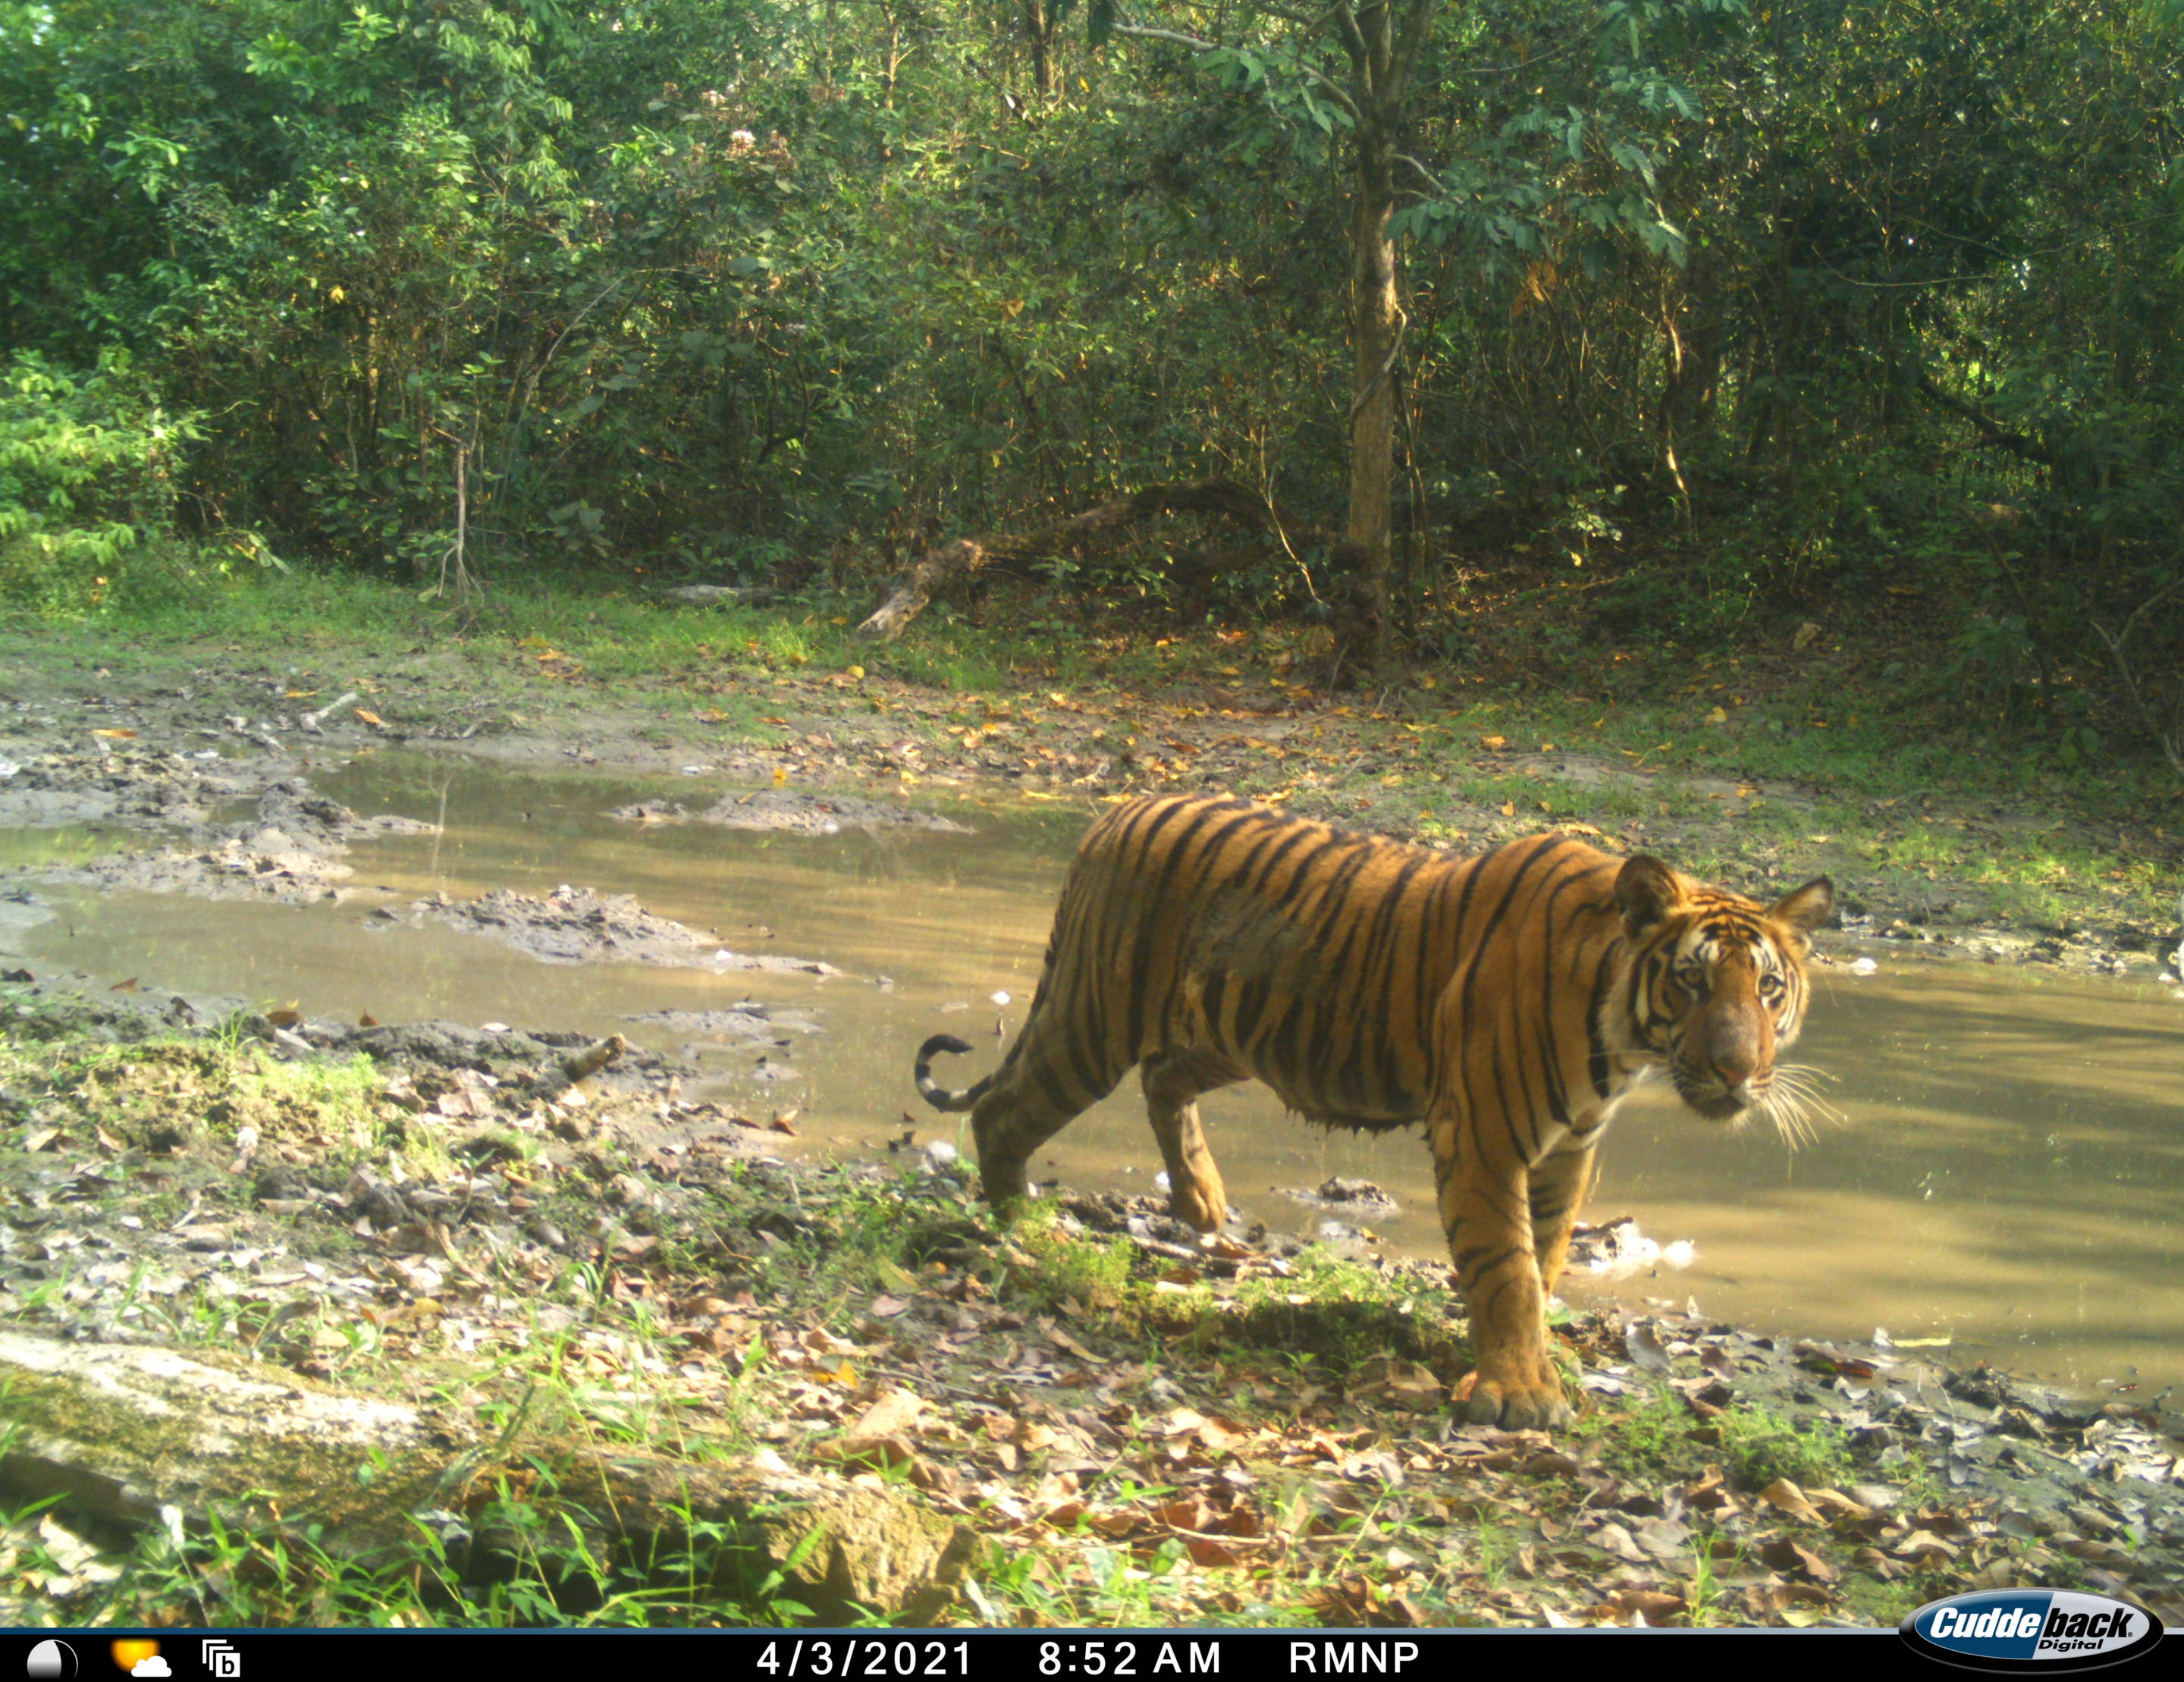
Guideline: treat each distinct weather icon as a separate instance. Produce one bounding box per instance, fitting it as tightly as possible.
[106,1646,156,1678]
[27,1641,78,1680]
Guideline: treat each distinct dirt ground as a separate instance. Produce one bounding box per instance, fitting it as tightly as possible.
[2,634,2176,975]
[2,631,2182,1630]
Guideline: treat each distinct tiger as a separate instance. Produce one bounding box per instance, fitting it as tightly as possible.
[910,792,1834,1431]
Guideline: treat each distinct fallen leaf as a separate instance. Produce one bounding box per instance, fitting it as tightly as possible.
[1758,1537,1838,1583]
[1624,1320,1674,1375]
[1153,1496,1211,1531]
[1599,1588,1688,1624]
[1048,1326,1107,1364]
[1758,1479,1824,1524]
[354,708,384,726]
[1807,1489,1874,1523]
[841,1388,925,1443]
[1793,1339,1878,1379]
[816,1434,924,1473]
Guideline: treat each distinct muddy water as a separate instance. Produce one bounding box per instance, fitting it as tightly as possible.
[8,755,2182,1400]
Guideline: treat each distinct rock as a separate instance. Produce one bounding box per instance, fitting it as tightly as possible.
[407,883,845,971]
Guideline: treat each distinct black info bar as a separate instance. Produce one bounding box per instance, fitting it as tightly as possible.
[15,1623,1888,1682]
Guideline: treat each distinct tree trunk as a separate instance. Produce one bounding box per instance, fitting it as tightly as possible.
[1346,127,1399,660]
[1026,0,1055,98]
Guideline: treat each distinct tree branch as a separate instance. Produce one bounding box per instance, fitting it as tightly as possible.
[1392,150,1442,192]
[1111,22,1362,122]
[1914,373,2054,466]
[1330,2,1371,76]
[1385,0,1442,107]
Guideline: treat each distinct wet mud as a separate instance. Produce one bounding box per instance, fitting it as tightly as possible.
[612,787,974,835]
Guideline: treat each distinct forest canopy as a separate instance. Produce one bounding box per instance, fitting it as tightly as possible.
[2,0,2180,757]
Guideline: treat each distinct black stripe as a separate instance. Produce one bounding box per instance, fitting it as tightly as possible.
[1031,1054,1079,1115]
[1448,837,1568,1130]
[1289,839,1388,1094]
[1586,946,1619,1100]
[1345,852,1434,1107]
[1411,871,1460,1072]
[1232,975,1271,1050]
[1122,806,1264,1055]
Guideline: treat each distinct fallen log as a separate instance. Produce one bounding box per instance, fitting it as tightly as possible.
[0,1329,967,1619]
[857,479,1335,640]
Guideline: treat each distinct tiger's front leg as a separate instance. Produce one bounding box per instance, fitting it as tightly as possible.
[1528,1141,1598,1304]
[1435,1122,1574,1432]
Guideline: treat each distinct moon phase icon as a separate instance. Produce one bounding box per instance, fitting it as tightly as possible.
[27,1641,79,1680]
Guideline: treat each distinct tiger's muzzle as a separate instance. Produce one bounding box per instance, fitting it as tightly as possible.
[1673,980,1777,1119]
[1672,1059,1759,1120]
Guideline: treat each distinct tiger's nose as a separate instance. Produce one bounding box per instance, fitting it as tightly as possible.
[1706,1021,1760,1089]
[1712,1050,1756,1088]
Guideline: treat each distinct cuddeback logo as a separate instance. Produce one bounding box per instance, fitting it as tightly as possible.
[1900,1588,2164,1671]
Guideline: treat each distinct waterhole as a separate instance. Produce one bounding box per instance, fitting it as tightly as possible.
[8,754,2180,1401]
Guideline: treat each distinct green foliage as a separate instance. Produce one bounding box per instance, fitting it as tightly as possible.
[0,350,202,606]
[0,0,2179,759]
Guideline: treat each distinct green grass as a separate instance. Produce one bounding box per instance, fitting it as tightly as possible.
[1228,1248,1460,1377]
[1715,1404,1853,1493]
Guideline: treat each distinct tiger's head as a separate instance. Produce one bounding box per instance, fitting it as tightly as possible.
[1614,857,1835,1132]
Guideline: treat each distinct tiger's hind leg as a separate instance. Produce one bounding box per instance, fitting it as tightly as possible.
[1141,1050,1243,1232]
[970,1045,1125,1216]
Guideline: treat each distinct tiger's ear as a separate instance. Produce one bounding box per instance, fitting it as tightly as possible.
[1769,877,1836,937]
[1615,856,1685,937]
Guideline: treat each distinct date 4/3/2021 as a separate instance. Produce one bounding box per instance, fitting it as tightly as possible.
[753,1640,1219,1677]
[756,1637,1425,1677]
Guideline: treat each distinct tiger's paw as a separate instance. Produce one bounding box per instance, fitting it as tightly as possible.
[1166,1172,1228,1233]
[1462,1371,1574,1432]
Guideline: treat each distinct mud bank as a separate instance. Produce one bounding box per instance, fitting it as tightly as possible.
[3,639,2178,978]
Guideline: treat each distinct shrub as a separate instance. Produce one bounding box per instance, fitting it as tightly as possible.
[0,349,202,607]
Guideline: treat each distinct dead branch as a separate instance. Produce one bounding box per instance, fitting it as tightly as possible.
[2089,573,2184,779]
[856,479,1315,640]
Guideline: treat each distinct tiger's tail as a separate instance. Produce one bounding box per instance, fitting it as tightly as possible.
[914,1034,991,1111]
[915,962,1059,1110]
